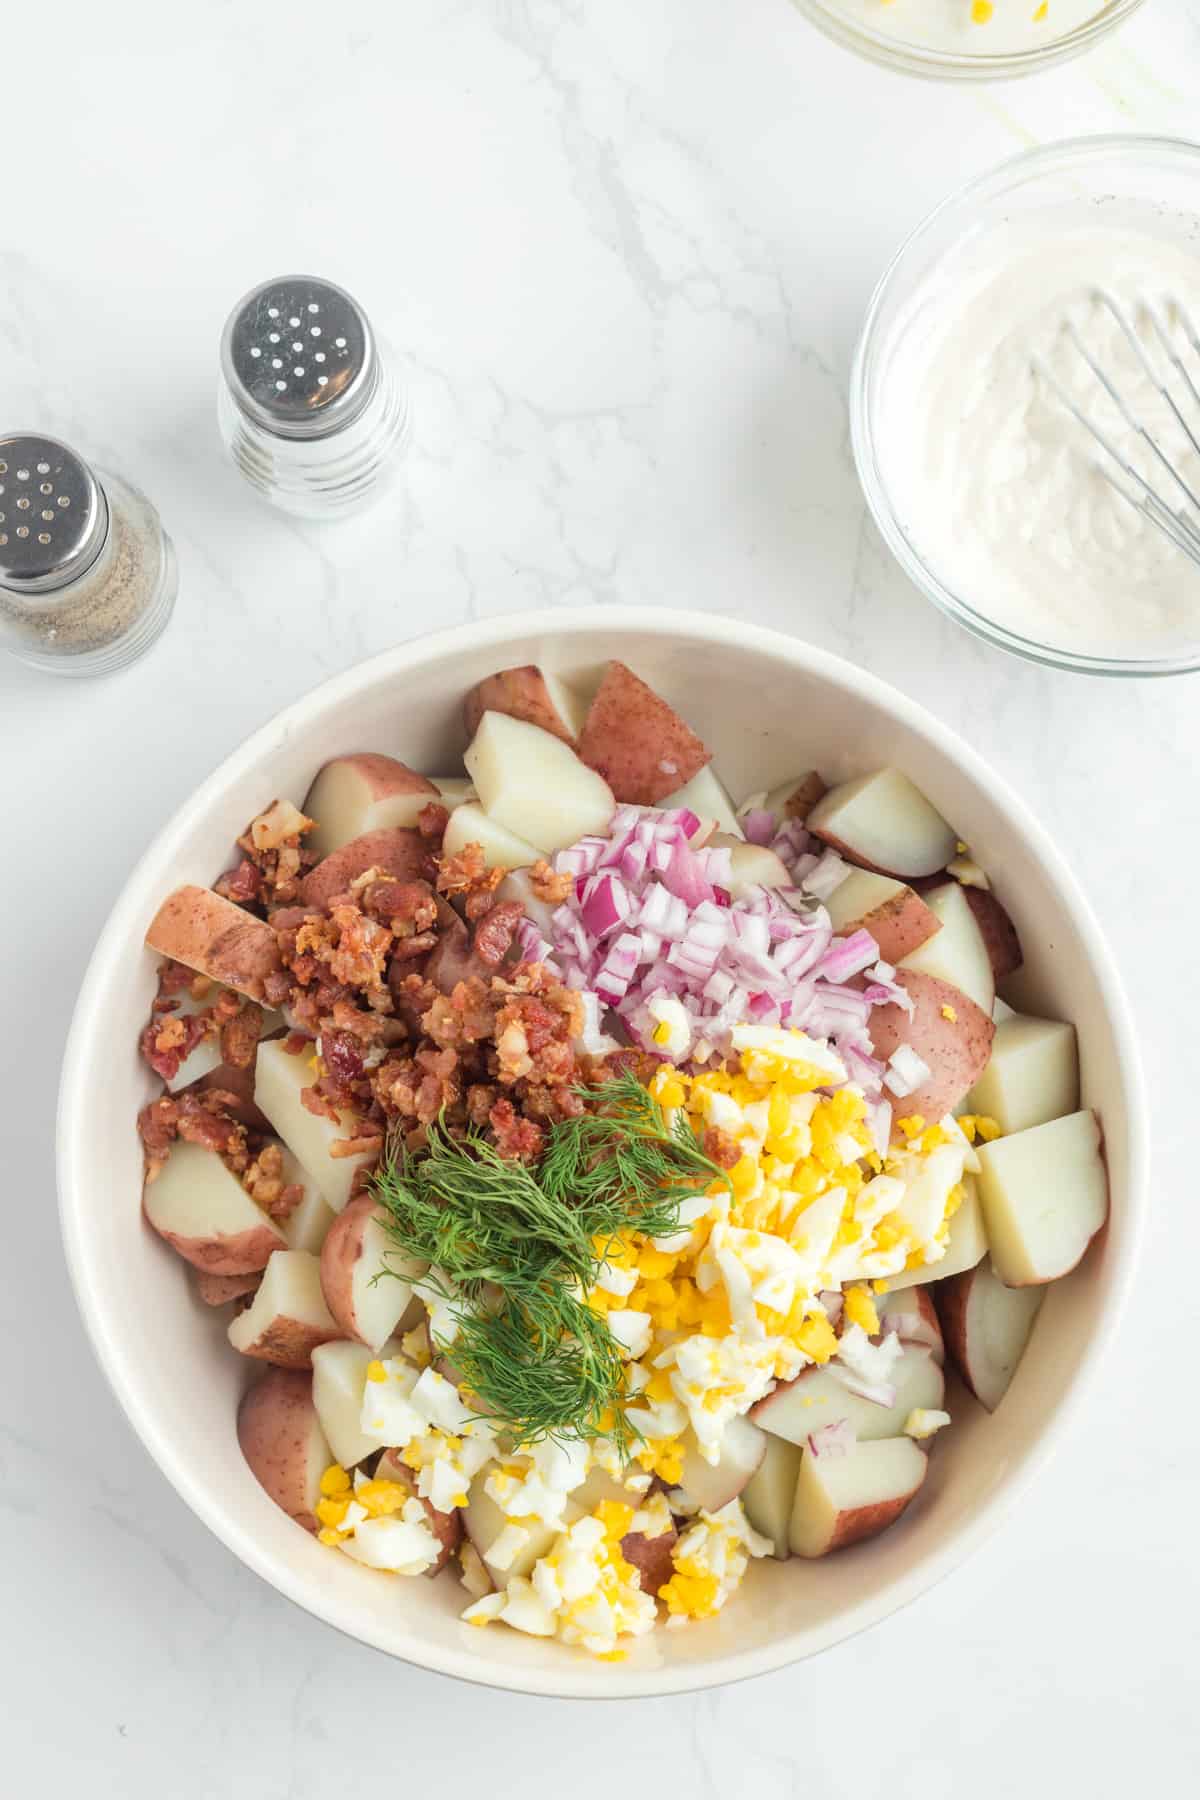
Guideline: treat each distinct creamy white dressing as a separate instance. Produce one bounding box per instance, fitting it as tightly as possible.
[829,0,1109,53]
[879,226,1200,659]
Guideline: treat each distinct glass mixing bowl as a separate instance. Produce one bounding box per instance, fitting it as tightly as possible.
[791,0,1146,80]
[851,134,1200,677]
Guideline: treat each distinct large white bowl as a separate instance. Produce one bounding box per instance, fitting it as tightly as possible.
[58,608,1147,1699]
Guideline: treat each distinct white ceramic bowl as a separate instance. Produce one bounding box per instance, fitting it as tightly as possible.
[58,609,1146,1699]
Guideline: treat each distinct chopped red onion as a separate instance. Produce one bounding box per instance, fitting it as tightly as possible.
[741,808,777,846]
[828,1367,897,1408]
[808,1418,856,1458]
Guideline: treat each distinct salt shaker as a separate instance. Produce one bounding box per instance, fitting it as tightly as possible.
[217,274,409,520]
[0,436,177,677]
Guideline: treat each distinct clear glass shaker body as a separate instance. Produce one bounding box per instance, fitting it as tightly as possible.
[0,444,177,678]
[217,276,409,521]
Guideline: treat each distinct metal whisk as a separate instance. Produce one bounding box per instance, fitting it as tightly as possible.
[1034,289,1200,567]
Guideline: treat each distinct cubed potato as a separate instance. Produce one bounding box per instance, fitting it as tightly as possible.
[808,770,958,879]
[441,801,540,873]
[661,766,744,840]
[303,755,440,858]
[462,1475,582,1586]
[788,1437,927,1558]
[825,870,941,965]
[975,1110,1108,1286]
[300,828,434,909]
[195,1269,262,1307]
[867,970,995,1120]
[143,1140,287,1275]
[145,886,282,1002]
[464,712,615,854]
[227,1249,341,1368]
[752,1346,944,1446]
[254,1038,377,1213]
[238,1368,331,1532]
[709,833,791,901]
[311,1338,400,1469]
[576,661,711,805]
[742,1435,804,1560]
[937,1261,1044,1412]
[899,881,995,1015]
[761,772,827,824]
[319,1192,427,1352]
[755,1346,942,1440]
[884,1176,988,1291]
[965,1014,1079,1136]
[463,665,589,744]
[964,888,1023,981]
[673,1416,767,1511]
[281,1178,338,1257]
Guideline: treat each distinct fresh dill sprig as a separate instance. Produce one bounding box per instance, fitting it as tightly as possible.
[371,1074,730,1451]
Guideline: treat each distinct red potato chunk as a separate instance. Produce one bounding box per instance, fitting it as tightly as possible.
[867,969,995,1121]
[964,888,1023,982]
[462,665,588,745]
[808,769,958,880]
[937,1261,1044,1412]
[576,661,711,805]
[376,1448,463,1576]
[237,1367,332,1533]
[672,1416,766,1512]
[788,1437,928,1558]
[975,1110,1108,1286]
[299,828,434,909]
[825,870,942,965]
[145,886,282,1002]
[319,1193,427,1352]
[143,1140,287,1275]
[195,1269,262,1307]
[620,1522,678,1595]
[898,881,995,1016]
[303,755,440,859]
[226,1249,342,1368]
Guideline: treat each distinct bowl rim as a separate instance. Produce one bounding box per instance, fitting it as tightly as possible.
[57,605,1149,1698]
[850,131,1200,677]
[789,0,1147,81]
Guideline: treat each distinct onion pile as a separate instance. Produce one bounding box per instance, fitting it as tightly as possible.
[519,806,911,1127]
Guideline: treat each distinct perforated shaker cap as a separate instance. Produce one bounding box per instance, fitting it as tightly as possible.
[220,275,379,441]
[0,436,108,595]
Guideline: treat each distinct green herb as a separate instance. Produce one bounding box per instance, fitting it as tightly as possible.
[371,1074,730,1451]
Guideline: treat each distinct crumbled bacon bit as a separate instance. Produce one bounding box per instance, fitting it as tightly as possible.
[249,798,313,852]
[417,801,450,841]
[242,1142,301,1216]
[488,1098,543,1161]
[530,859,573,905]
[703,1125,742,1170]
[214,859,263,906]
[436,841,503,909]
[220,1001,265,1070]
[139,1009,212,1083]
[322,1029,365,1085]
[137,1089,250,1179]
[300,1084,342,1124]
[360,876,437,934]
[329,1132,385,1160]
[473,899,526,968]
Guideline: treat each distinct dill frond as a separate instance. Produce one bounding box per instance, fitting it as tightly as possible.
[371,1072,729,1449]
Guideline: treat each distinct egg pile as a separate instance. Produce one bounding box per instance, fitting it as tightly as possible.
[317,1022,991,1658]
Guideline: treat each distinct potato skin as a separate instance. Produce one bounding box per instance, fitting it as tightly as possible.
[843,885,940,965]
[232,1312,341,1369]
[145,886,282,1001]
[934,1268,976,1401]
[375,1448,463,1575]
[782,773,827,821]
[463,666,576,744]
[577,661,711,805]
[195,1269,262,1306]
[808,1490,922,1558]
[964,888,1023,981]
[237,1368,328,1532]
[868,970,995,1120]
[319,1192,379,1341]
[300,828,434,908]
[621,1527,677,1595]
[143,1197,285,1276]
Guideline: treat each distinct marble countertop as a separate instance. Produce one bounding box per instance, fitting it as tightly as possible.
[5,0,1198,1790]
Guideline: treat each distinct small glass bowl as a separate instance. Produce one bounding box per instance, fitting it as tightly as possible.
[791,0,1146,80]
[850,134,1200,678]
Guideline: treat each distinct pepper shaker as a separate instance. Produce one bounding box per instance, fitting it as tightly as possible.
[0,436,177,677]
[217,275,409,520]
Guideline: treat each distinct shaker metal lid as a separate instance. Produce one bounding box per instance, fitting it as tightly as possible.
[220,275,377,441]
[0,435,108,594]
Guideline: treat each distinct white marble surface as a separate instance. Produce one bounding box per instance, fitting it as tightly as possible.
[4,0,1198,1788]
